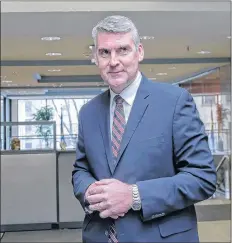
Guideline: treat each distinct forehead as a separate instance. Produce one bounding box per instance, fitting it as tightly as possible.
[96,32,134,49]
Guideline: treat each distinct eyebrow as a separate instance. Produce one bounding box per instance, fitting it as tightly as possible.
[98,48,110,51]
[98,45,131,51]
[118,45,130,48]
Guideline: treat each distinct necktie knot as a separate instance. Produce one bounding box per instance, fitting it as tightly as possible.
[115,95,124,105]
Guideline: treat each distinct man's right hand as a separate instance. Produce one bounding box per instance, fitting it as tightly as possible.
[85,182,125,219]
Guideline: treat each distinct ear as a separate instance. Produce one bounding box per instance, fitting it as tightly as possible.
[94,55,99,66]
[91,46,98,65]
[138,43,144,63]
[94,53,99,66]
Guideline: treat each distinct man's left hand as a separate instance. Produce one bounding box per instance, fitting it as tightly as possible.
[86,179,133,218]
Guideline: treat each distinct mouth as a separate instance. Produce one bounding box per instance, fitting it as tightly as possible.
[108,71,123,74]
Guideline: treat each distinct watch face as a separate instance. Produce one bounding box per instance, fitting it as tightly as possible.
[132,202,141,210]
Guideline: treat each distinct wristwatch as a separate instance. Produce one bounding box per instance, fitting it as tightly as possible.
[131,184,141,211]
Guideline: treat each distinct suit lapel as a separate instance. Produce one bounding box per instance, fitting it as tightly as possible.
[98,90,114,174]
[112,76,150,173]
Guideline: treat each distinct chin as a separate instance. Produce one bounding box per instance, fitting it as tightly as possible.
[110,80,126,88]
[109,76,127,84]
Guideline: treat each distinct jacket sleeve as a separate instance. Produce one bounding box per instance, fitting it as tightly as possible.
[72,107,97,210]
[137,88,217,222]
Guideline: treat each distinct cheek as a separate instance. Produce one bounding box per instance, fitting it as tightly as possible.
[124,58,139,71]
[124,54,139,67]
[98,63,108,73]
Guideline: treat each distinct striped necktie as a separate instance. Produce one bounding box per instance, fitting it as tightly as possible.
[109,95,125,243]
[112,95,126,162]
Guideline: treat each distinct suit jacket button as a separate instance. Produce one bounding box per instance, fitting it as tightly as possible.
[105,230,108,236]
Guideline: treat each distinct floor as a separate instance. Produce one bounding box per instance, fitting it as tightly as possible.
[1,220,230,242]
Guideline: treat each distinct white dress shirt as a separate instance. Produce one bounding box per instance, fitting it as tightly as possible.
[84,72,142,214]
[110,71,142,137]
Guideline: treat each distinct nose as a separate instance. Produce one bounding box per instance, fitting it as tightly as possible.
[109,52,119,66]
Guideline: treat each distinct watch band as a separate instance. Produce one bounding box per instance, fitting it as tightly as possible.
[131,184,141,211]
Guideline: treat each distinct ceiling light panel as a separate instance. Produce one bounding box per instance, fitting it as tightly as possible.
[1,80,12,83]
[41,37,61,41]
[48,69,61,72]
[156,73,168,76]
[140,36,155,40]
[197,51,211,54]
[46,52,62,56]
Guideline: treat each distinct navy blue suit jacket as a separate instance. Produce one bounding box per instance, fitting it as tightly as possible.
[72,75,216,242]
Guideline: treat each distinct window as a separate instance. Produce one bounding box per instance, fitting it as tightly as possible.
[1,98,5,150]
[25,125,32,133]
[25,101,32,113]
[25,142,32,149]
[226,94,231,105]
[202,95,216,106]
[17,98,92,149]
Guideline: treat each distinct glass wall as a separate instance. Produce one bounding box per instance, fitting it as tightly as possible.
[180,64,231,200]
[1,97,5,150]
[180,66,230,155]
[17,98,91,150]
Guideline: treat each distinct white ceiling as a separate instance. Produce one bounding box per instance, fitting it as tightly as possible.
[1,1,231,97]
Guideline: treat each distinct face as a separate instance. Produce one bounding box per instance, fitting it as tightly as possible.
[95,32,144,93]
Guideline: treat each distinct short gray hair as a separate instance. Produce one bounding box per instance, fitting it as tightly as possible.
[92,15,140,49]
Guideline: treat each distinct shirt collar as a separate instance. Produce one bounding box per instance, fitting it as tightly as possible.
[110,71,142,107]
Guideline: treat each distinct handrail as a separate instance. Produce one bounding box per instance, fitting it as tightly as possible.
[213,155,230,199]
[216,155,230,172]
[1,121,55,126]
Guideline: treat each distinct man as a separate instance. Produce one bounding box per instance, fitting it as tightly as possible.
[72,15,216,242]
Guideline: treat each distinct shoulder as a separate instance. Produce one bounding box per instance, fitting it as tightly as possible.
[145,77,190,101]
[79,90,109,116]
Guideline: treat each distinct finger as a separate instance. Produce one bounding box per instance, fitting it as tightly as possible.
[95,179,116,185]
[85,184,98,196]
[88,185,105,195]
[118,213,125,217]
[89,201,108,211]
[99,209,112,219]
[87,194,105,204]
[110,215,119,219]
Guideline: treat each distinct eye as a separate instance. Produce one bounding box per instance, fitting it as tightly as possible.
[118,47,129,55]
[99,49,110,58]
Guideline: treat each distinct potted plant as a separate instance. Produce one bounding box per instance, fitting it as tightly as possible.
[32,106,54,148]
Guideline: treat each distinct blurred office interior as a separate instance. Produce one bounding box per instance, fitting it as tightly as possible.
[0,1,231,242]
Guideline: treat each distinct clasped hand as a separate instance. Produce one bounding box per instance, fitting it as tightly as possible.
[85,179,132,219]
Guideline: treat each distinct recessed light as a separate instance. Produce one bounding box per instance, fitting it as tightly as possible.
[7,83,17,86]
[168,67,176,70]
[46,52,62,56]
[83,53,91,58]
[197,51,211,54]
[41,37,61,41]
[140,36,155,40]
[48,69,61,72]
[150,78,157,80]
[2,80,12,83]
[227,36,231,39]
[156,73,167,76]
